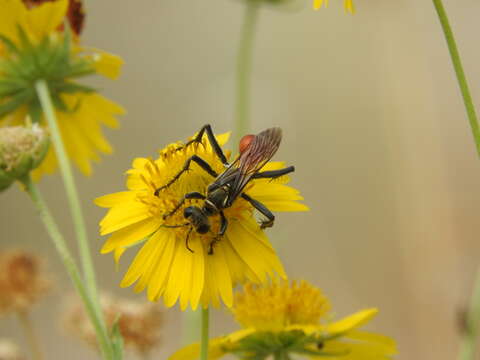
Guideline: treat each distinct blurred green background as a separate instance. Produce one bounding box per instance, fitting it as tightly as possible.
[2,0,480,358]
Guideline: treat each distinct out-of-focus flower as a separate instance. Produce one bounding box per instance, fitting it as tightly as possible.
[0,339,25,360]
[21,0,86,36]
[0,124,49,191]
[169,280,396,360]
[0,0,125,178]
[65,294,162,356]
[96,130,308,310]
[313,0,355,13]
[0,250,51,315]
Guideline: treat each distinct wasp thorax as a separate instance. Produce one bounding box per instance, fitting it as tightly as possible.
[184,206,210,234]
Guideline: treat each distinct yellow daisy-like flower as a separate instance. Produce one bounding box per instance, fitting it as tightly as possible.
[169,280,396,360]
[96,128,308,310]
[313,0,355,13]
[0,0,125,178]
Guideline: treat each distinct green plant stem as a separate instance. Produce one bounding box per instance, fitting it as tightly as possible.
[458,267,480,360]
[432,0,480,157]
[34,80,105,319]
[182,309,201,345]
[17,311,43,360]
[234,1,260,145]
[200,308,210,360]
[21,175,113,360]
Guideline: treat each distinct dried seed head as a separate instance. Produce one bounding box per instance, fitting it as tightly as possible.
[0,125,49,190]
[65,294,163,356]
[0,250,51,315]
[0,339,25,360]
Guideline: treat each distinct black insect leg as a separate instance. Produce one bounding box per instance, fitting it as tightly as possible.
[208,211,228,255]
[252,166,295,180]
[154,155,219,196]
[185,227,194,253]
[241,193,275,229]
[185,124,229,165]
[163,191,206,219]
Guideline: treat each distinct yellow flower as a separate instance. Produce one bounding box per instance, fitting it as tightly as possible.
[313,0,355,13]
[0,0,125,178]
[169,280,396,360]
[95,129,308,310]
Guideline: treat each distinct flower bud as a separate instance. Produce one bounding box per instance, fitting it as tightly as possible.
[0,125,49,190]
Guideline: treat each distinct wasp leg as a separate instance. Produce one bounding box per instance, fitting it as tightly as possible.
[154,155,218,196]
[252,166,295,180]
[241,193,275,229]
[184,124,229,165]
[185,227,194,253]
[163,191,206,219]
[208,211,227,255]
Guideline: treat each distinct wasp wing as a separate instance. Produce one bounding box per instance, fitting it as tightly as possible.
[227,127,282,202]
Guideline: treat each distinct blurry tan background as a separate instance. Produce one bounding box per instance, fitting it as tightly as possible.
[2,0,480,358]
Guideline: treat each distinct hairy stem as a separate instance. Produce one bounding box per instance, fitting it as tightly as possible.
[21,176,113,359]
[432,0,480,157]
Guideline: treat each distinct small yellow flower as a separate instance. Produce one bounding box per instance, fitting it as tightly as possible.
[0,0,125,178]
[96,129,308,310]
[313,0,355,13]
[169,280,396,360]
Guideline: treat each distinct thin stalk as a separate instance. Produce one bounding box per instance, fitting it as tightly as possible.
[21,176,113,360]
[432,0,480,157]
[234,1,260,145]
[182,309,201,345]
[458,267,480,360]
[200,308,210,360]
[17,311,43,360]
[34,80,106,326]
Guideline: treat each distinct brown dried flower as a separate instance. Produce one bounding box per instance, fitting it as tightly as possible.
[0,339,25,360]
[0,250,51,315]
[65,294,163,356]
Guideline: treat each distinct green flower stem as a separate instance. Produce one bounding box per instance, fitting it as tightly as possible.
[234,1,260,145]
[200,308,210,360]
[34,79,105,317]
[21,175,113,360]
[182,309,201,345]
[458,268,480,360]
[17,310,43,360]
[432,0,480,157]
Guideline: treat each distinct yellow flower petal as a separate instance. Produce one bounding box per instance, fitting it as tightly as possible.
[325,308,378,336]
[95,191,138,208]
[26,0,68,39]
[99,202,151,235]
[347,331,397,355]
[87,48,124,80]
[168,337,226,360]
[101,217,160,254]
[0,0,28,45]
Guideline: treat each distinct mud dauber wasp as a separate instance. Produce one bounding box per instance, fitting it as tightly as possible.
[154,124,295,254]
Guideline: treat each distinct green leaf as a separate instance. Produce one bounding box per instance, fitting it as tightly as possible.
[0,34,19,54]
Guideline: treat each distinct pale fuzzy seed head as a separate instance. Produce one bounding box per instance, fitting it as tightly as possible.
[233,280,331,331]
[0,339,24,360]
[65,294,163,355]
[0,125,49,190]
[0,250,51,315]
